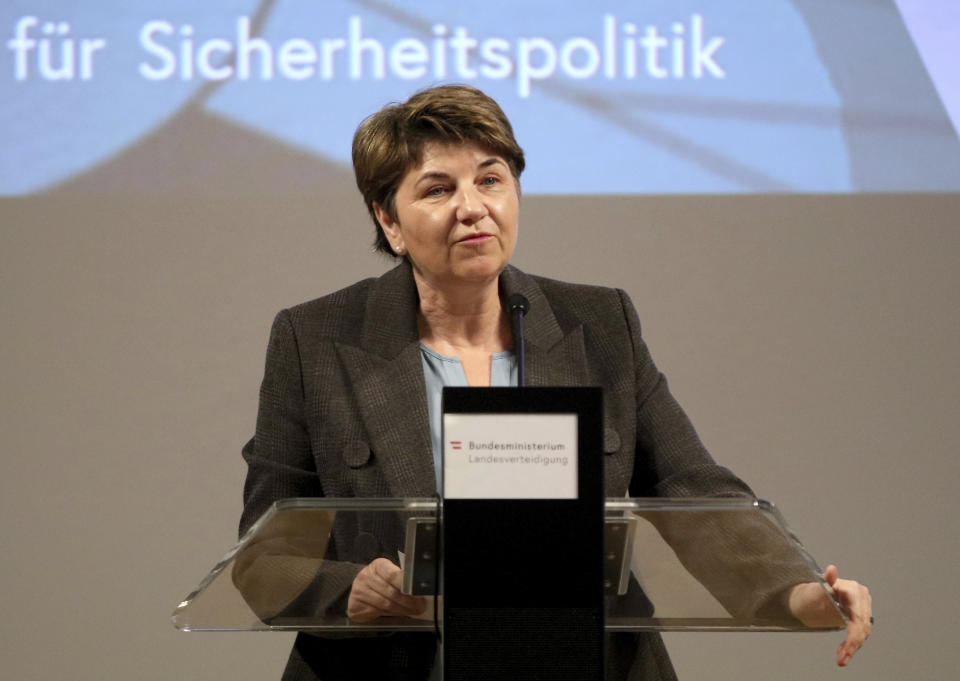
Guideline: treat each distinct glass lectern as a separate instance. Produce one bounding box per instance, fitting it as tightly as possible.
[173,497,844,633]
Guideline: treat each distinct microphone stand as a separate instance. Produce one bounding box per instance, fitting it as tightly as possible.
[507,294,529,387]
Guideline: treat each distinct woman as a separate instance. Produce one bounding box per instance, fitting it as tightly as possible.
[240,85,870,680]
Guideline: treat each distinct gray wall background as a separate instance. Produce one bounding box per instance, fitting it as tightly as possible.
[2,110,959,679]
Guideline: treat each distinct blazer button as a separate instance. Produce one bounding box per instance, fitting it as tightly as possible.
[603,426,621,454]
[344,441,373,468]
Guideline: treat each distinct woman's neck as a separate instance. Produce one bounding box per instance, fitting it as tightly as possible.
[414,273,511,355]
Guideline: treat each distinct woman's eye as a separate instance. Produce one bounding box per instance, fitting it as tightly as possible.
[481,176,500,186]
[426,186,447,196]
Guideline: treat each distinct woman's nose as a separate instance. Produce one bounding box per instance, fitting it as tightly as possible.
[455,186,487,224]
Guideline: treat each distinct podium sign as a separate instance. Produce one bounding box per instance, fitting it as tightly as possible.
[443,412,578,499]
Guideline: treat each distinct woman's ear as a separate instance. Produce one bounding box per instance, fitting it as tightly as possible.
[373,202,401,249]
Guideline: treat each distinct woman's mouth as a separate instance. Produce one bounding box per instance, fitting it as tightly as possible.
[457,233,493,244]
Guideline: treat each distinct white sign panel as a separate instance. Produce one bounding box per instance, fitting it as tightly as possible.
[443,413,578,499]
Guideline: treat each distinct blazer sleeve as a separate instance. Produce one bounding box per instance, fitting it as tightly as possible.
[617,288,754,499]
[615,290,814,618]
[240,309,321,537]
[237,310,364,623]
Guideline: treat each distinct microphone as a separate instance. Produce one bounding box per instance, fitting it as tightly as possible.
[507,294,530,387]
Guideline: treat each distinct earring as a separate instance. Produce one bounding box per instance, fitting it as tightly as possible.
[396,245,404,254]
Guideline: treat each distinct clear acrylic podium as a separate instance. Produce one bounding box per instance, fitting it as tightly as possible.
[172,497,845,634]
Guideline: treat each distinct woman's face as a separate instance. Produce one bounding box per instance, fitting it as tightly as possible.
[375,142,519,294]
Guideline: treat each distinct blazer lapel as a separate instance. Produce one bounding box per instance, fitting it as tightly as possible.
[500,267,619,457]
[499,266,590,387]
[336,263,436,497]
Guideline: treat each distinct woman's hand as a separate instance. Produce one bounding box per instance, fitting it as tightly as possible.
[786,564,872,666]
[347,557,428,622]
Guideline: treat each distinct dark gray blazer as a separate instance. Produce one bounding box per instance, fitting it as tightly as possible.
[240,261,759,681]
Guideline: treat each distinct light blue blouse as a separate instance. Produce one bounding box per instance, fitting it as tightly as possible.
[419,343,518,491]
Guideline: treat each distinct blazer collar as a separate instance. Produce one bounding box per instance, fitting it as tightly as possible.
[358,261,422,360]
[337,261,590,497]
[356,261,570,359]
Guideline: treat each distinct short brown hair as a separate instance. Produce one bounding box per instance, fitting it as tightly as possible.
[352,85,525,256]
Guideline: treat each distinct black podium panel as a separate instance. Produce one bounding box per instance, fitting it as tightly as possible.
[442,387,604,681]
